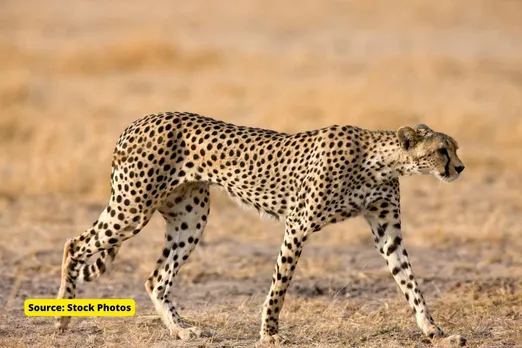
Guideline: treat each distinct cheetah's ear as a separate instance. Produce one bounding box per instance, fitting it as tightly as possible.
[397,126,419,150]
[413,124,433,136]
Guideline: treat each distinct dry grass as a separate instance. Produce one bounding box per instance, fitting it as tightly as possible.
[1,0,522,347]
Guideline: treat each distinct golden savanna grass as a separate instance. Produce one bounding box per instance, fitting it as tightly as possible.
[1,0,522,347]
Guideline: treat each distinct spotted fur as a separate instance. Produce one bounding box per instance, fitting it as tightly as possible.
[55,112,466,345]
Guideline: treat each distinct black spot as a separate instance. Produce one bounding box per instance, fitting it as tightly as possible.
[377,224,386,237]
[386,237,402,256]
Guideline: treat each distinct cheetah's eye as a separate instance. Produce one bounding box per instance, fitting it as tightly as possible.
[437,148,448,157]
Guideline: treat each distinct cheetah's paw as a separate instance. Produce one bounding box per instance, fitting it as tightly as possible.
[170,326,202,340]
[425,324,444,339]
[258,333,288,345]
[438,335,467,347]
[55,317,71,332]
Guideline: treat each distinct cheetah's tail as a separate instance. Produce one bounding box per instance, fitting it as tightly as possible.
[78,247,120,282]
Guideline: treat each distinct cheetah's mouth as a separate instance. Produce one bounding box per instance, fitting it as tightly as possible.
[436,172,459,183]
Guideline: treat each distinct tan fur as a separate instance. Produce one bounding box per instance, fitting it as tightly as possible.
[55,113,466,346]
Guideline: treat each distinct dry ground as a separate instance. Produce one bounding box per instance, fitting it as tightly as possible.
[1,0,522,347]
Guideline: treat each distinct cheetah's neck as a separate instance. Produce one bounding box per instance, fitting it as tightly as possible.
[363,130,418,182]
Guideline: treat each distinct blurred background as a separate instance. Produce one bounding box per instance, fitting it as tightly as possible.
[1,1,521,347]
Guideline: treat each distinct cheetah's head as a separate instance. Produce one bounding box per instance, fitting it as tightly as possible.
[397,124,464,183]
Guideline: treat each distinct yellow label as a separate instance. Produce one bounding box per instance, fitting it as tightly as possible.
[24,299,136,316]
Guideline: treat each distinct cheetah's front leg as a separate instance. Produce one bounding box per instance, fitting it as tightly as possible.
[260,218,309,344]
[364,197,466,346]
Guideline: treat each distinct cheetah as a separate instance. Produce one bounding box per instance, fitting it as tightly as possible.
[55,112,466,345]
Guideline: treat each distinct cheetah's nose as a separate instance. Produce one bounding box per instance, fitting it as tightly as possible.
[455,165,465,174]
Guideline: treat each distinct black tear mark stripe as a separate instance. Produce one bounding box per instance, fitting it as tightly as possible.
[443,152,451,177]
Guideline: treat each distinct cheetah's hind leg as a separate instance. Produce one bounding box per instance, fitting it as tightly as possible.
[55,199,154,331]
[145,183,210,340]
